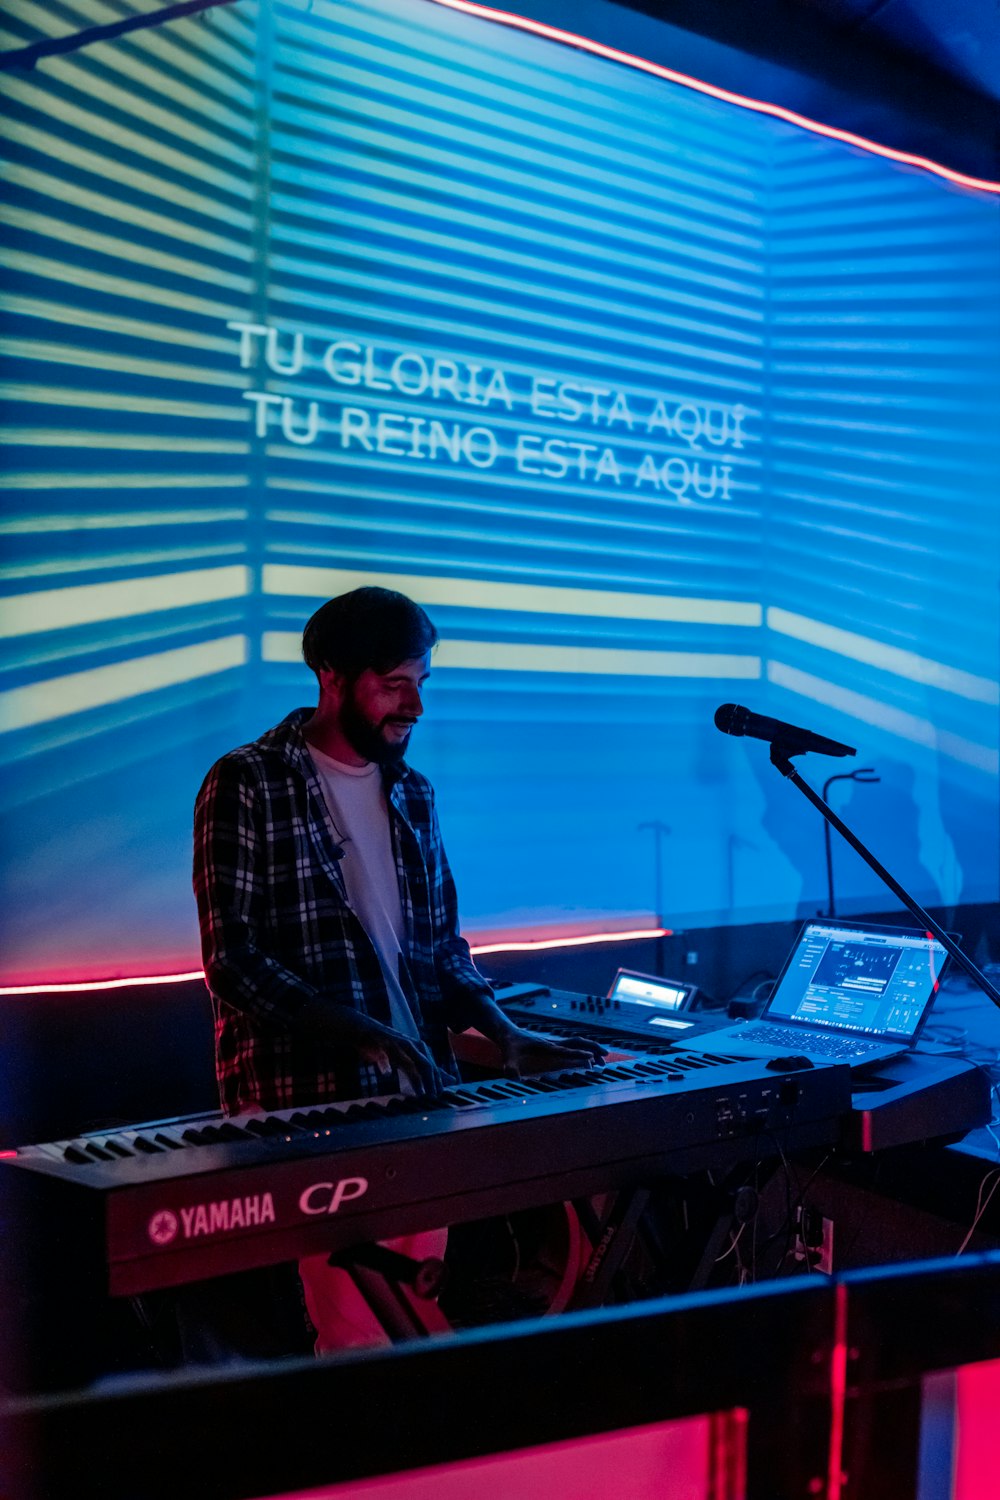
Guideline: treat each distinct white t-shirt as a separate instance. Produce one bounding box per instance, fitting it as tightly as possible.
[307,744,420,1042]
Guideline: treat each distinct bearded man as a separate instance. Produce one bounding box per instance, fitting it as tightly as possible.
[193,586,599,1349]
[195,585,598,1114]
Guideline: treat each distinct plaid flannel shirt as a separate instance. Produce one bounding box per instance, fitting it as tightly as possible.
[193,708,493,1114]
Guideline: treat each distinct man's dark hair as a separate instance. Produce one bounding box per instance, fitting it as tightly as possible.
[302,586,438,682]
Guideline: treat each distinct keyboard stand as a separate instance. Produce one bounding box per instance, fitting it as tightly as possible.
[327,1242,453,1342]
[571,1189,650,1308]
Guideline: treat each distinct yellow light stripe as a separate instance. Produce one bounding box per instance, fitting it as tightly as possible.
[0,385,246,420]
[435,640,761,677]
[0,431,247,452]
[0,294,239,350]
[12,614,247,677]
[767,607,999,706]
[1,162,248,258]
[0,507,247,528]
[766,661,999,775]
[0,566,250,638]
[0,210,252,292]
[4,546,245,582]
[1,73,253,189]
[58,51,253,145]
[0,636,248,733]
[0,2,74,41]
[263,563,761,628]
[3,250,246,321]
[0,121,252,230]
[113,4,255,102]
[0,474,248,493]
[263,630,760,679]
[0,334,251,384]
[265,470,757,524]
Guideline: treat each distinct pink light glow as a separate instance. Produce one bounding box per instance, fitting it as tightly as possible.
[256,1411,738,1500]
[0,929,670,995]
[427,0,1000,196]
[955,1357,1000,1499]
[0,970,206,997]
[826,1282,849,1500]
[472,926,671,955]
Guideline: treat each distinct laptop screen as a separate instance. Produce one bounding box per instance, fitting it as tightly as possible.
[764,920,948,1043]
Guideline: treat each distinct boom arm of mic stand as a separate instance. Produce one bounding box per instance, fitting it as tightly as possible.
[769,742,1000,1009]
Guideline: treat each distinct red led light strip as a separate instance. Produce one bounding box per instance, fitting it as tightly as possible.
[472,925,671,955]
[428,0,1000,196]
[0,927,671,994]
[0,971,207,996]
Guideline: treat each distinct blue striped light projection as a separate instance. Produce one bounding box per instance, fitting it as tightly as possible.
[0,0,997,983]
[764,134,1000,917]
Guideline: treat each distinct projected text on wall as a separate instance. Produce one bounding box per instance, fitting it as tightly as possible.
[230,320,751,503]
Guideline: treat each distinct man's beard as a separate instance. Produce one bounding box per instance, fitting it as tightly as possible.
[339,690,412,766]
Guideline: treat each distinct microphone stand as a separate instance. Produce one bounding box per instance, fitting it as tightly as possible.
[821,767,880,917]
[769,742,1000,1009]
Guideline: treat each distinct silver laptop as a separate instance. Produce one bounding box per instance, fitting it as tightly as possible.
[690,919,950,1069]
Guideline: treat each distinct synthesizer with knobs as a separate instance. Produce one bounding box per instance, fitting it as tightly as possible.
[491,979,734,1047]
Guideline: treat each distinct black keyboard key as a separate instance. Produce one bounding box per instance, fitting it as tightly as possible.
[341,1104,372,1122]
[245,1118,280,1136]
[132,1136,163,1154]
[154,1132,185,1150]
[379,1098,410,1116]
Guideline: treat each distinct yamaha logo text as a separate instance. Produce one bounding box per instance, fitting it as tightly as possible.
[147,1192,276,1246]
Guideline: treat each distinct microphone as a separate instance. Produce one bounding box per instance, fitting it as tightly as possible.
[714,703,856,759]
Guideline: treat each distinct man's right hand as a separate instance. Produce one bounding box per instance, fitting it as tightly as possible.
[297,998,443,1096]
[351,1014,444,1096]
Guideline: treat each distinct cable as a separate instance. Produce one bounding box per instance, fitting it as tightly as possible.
[768,1134,804,1273]
[921,1025,970,1049]
[725,971,775,1007]
[714,1222,747,1264]
[956,1168,1000,1256]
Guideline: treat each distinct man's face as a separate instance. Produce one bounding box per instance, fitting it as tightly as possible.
[338,653,431,765]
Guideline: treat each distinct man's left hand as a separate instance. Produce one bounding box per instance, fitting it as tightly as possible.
[497,1026,605,1079]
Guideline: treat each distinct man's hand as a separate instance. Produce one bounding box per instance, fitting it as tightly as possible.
[353,1016,445,1097]
[496,1026,605,1080]
[297,998,444,1096]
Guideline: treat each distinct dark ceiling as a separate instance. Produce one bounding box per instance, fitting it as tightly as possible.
[797,0,1000,101]
[1,0,997,177]
[610,0,999,180]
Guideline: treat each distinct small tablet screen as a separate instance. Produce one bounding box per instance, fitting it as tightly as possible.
[608,970,691,1011]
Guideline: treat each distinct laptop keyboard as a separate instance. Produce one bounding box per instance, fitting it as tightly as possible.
[747,1024,883,1059]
